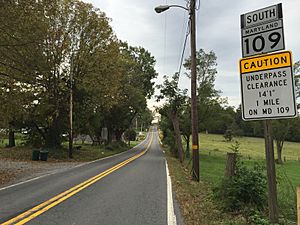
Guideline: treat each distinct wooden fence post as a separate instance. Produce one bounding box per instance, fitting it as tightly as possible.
[297,187,300,225]
[225,152,237,177]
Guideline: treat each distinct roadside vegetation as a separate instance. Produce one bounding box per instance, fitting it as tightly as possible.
[0,0,155,159]
[0,138,141,162]
[157,49,300,224]
[165,133,300,225]
[0,129,145,162]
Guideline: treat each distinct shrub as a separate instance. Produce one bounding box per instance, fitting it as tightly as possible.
[124,129,136,142]
[213,161,267,213]
[224,129,233,142]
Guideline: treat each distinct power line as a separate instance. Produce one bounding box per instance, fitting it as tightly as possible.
[162,0,168,75]
[177,19,190,76]
[177,11,188,71]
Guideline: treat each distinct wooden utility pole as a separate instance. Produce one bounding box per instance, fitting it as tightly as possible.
[190,0,199,181]
[69,71,73,159]
[264,120,279,223]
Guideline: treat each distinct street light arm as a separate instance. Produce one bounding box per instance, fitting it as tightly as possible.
[154,5,189,13]
[168,5,189,11]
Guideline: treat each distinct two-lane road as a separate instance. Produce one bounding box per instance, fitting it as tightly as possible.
[0,127,183,225]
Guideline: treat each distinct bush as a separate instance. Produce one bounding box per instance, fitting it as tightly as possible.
[248,211,274,225]
[213,161,267,213]
[224,129,233,142]
[105,141,127,151]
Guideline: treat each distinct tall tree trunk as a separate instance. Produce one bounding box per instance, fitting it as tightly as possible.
[8,126,15,148]
[45,121,61,149]
[184,134,190,158]
[115,129,123,142]
[170,111,184,163]
[107,127,113,144]
[276,140,283,164]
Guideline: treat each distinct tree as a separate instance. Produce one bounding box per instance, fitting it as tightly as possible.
[294,60,300,106]
[101,43,157,143]
[178,100,192,158]
[157,73,186,163]
[184,49,225,132]
[0,0,47,147]
[124,129,137,146]
[272,119,292,164]
[119,42,158,99]
[0,0,158,154]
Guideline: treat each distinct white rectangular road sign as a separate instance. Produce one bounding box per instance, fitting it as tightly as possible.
[239,51,297,120]
[241,3,285,58]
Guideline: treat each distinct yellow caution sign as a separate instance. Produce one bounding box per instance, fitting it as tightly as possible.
[240,51,292,74]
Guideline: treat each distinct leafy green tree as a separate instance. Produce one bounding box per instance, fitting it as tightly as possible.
[157,73,186,163]
[178,100,191,158]
[272,119,292,164]
[134,108,153,132]
[119,42,158,99]
[0,0,47,146]
[101,43,157,143]
[0,0,122,150]
[294,60,300,100]
[184,49,226,132]
[0,0,157,156]
[124,129,137,146]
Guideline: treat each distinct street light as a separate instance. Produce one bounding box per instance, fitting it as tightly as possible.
[154,5,188,13]
[155,0,200,181]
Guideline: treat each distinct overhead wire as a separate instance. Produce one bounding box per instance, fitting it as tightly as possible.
[177,19,190,77]
[177,9,188,71]
[163,0,168,75]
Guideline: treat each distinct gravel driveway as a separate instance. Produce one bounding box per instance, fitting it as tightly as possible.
[0,159,82,188]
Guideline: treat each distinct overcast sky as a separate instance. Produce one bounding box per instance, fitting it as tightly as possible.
[83,0,300,109]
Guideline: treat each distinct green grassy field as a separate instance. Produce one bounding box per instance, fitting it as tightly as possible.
[196,133,300,188]
[199,133,300,161]
[171,133,300,224]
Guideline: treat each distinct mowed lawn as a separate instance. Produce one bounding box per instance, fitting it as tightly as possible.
[199,133,300,161]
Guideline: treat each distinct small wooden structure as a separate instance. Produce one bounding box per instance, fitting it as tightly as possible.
[224,153,237,177]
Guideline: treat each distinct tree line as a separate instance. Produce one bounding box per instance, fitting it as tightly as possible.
[0,0,156,152]
[158,48,300,164]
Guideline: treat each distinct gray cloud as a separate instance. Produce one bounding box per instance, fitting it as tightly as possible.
[85,0,300,108]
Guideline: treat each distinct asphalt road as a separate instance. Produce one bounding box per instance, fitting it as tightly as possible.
[0,127,184,225]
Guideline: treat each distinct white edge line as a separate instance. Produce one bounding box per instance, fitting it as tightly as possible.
[0,136,150,192]
[166,160,177,225]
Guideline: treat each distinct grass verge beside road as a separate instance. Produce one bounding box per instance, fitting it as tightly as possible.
[167,154,246,225]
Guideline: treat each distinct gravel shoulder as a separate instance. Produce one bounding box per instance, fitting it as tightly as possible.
[0,159,82,188]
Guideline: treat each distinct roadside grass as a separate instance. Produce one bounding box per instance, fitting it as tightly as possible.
[167,133,300,224]
[167,154,247,225]
[0,139,141,162]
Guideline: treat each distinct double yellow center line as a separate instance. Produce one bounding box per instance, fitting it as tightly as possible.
[1,132,154,225]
